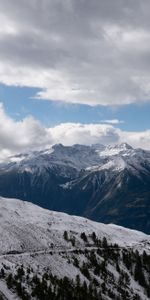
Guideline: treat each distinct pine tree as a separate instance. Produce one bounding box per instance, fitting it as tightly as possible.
[63,230,68,241]
[80,232,88,242]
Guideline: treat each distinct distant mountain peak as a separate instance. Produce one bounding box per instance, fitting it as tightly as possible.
[0,142,150,234]
[115,142,133,150]
[52,143,64,150]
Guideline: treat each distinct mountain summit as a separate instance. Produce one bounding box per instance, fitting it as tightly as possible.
[0,143,150,233]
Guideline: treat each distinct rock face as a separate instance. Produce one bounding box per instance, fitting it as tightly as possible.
[0,143,150,233]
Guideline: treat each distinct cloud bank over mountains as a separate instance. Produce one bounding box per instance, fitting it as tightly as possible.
[0,103,150,161]
[1,0,150,106]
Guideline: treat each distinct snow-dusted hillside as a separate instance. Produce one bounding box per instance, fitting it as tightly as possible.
[0,196,149,254]
[0,197,150,299]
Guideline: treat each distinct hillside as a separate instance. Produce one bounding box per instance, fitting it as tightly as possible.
[0,197,150,299]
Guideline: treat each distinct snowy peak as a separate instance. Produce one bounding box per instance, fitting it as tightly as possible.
[114,142,133,150]
[2,143,150,174]
[0,143,150,235]
[1,142,150,191]
[1,142,150,193]
[99,143,133,158]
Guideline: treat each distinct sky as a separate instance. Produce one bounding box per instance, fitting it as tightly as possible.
[0,0,150,160]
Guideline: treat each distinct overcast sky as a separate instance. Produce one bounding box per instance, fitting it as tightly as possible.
[0,0,150,158]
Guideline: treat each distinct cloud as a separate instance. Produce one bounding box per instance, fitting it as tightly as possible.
[48,123,119,146]
[120,130,150,151]
[1,0,150,105]
[0,104,150,161]
[0,103,53,160]
[100,119,124,125]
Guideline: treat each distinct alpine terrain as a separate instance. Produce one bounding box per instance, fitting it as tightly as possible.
[0,143,150,234]
[0,197,150,300]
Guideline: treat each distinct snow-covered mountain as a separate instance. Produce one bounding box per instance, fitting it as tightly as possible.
[0,143,150,233]
[0,196,150,300]
[2,142,150,174]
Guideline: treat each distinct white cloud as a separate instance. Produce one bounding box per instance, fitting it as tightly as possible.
[120,130,150,151]
[48,123,119,146]
[0,104,150,161]
[1,0,150,105]
[0,103,54,160]
[100,119,124,125]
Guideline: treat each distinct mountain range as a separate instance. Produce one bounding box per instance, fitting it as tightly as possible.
[0,142,150,233]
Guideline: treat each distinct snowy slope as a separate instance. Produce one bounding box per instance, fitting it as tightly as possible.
[0,197,150,300]
[0,196,149,254]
